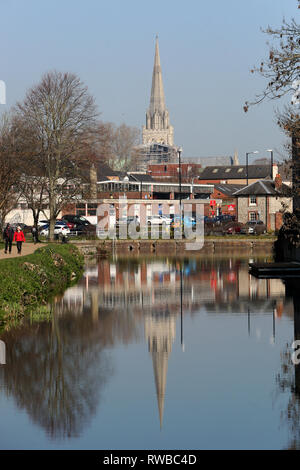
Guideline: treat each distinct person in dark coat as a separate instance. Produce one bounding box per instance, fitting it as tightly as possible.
[3,223,14,254]
[31,225,39,244]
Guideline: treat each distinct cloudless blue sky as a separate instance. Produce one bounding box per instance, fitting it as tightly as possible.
[0,0,298,163]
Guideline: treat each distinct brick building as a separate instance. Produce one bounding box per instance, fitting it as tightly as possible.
[209,184,245,218]
[147,163,202,182]
[233,175,292,231]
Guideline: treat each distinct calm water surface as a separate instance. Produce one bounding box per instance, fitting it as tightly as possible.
[0,255,299,450]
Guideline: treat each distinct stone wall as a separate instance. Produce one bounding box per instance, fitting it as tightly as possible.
[74,239,275,258]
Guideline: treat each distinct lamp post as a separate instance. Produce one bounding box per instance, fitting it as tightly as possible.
[246,151,259,185]
[177,146,183,225]
[266,149,274,179]
[191,176,196,198]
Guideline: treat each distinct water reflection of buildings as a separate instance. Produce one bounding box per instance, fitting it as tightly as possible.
[56,258,290,428]
[62,260,287,315]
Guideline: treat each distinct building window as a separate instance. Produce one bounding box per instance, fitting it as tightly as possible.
[249,196,257,206]
[87,203,97,216]
[76,203,86,217]
[249,212,257,221]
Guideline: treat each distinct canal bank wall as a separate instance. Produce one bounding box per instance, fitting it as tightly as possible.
[72,238,276,257]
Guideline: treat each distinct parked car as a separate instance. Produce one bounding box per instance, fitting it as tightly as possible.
[40,221,70,237]
[183,216,197,228]
[148,215,172,225]
[38,219,50,228]
[223,222,246,235]
[205,216,219,224]
[70,223,96,236]
[117,216,140,228]
[245,220,267,235]
[217,214,235,223]
[62,214,91,226]
[62,214,96,236]
[56,218,75,230]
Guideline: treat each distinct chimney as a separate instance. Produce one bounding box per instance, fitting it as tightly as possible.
[275,173,282,190]
[272,163,278,179]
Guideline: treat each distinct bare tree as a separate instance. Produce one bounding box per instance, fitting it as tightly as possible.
[244,9,300,111]
[0,113,22,229]
[15,71,98,240]
[244,2,300,250]
[16,174,49,231]
[93,121,115,166]
[109,123,140,171]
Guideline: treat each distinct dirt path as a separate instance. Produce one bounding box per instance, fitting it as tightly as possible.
[0,242,47,260]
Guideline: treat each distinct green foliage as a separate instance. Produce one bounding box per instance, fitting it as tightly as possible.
[0,244,84,323]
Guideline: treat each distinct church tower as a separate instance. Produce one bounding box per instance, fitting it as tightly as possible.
[142,37,174,146]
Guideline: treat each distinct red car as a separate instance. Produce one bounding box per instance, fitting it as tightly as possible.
[223,222,246,235]
[57,218,75,230]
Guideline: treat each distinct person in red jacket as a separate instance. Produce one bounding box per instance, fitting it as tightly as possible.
[13,226,26,254]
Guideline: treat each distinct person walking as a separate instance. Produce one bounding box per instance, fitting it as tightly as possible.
[13,226,26,254]
[31,225,39,244]
[3,223,14,254]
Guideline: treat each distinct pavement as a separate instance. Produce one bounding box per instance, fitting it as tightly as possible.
[0,242,46,260]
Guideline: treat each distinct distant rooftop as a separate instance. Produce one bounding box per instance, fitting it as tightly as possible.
[214,183,246,196]
[199,165,272,180]
[233,179,291,196]
[183,156,233,167]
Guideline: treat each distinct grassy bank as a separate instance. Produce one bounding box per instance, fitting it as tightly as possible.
[0,244,84,326]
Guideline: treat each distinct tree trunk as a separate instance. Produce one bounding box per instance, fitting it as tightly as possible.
[49,194,56,242]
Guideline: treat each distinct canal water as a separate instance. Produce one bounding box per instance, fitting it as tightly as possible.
[0,255,299,450]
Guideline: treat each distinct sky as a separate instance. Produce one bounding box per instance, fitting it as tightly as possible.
[0,0,298,164]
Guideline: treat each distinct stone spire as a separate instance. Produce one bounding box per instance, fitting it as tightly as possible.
[142,37,174,146]
[149,36,166,115]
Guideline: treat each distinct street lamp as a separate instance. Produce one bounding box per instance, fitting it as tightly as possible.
[177,146,183,223]
[246,151,259,185]
[266,149,274,179]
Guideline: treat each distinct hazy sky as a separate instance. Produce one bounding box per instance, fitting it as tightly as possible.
[0,0,298,163]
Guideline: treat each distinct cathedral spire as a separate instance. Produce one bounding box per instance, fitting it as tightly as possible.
[149,36,166,114]
[142,38,174,146]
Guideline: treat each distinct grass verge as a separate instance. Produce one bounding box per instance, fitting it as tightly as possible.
[0,244,84,327]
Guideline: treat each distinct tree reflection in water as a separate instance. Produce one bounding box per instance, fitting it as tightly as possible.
[275,280,300,449]
[0,306,113,440]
